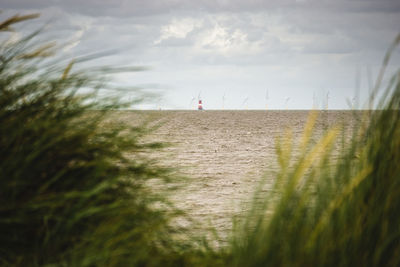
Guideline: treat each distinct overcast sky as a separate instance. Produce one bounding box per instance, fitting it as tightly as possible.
[1,0,400,109]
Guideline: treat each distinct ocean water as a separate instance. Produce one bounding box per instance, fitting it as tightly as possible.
[118,110,359,242]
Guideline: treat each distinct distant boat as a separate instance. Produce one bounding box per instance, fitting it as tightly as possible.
[198,100,203,110]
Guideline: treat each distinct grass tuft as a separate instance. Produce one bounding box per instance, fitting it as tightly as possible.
[0,14,214,266]
[228,34,400,267]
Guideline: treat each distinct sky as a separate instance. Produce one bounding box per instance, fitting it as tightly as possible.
[1,0,400,109]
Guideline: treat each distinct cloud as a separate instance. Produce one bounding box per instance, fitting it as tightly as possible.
[1,0,399,109]
[3,0,400,17]
[154,17,203,45]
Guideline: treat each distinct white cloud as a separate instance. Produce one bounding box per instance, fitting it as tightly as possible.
[196,23,257,56]
[154,17,203,44]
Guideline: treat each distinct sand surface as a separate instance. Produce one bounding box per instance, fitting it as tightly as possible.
[118,110,356,242]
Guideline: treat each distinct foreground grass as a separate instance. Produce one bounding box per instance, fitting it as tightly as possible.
[1,14,400,266]
[0,15,223,266]
[227,35,400,267]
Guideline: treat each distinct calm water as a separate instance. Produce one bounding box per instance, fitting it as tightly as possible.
[117,110,359,242]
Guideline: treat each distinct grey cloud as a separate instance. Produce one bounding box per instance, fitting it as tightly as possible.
[2,1,398,61]
[2,0,400,17]
[1,0,399,109]
[307,0,400,14]
[301,37,357,54]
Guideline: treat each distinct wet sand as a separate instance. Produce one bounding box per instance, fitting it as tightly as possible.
[118,110,356,242]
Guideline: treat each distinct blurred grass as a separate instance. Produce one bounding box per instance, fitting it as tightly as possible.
[0,14,222,266]
[1,13,400,267]
[228,35,400,267]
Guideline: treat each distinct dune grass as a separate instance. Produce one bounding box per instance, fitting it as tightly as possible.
[227,35,400,267]
[1,14,400,267]
[0,15,223,266]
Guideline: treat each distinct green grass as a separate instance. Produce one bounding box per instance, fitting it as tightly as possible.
[0,15,219,266]
[1,14,400,267]
[227,35,400,267]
